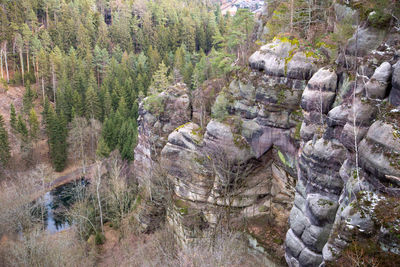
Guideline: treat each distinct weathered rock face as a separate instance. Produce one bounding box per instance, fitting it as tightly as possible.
[249,39,317,80]
[346,26,387,56]
[133,25,400,266]
[132,39,318,261]
[285,27,400,267]
[133,83,191,231]
[134,83,191,186]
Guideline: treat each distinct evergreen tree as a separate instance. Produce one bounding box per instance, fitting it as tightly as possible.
[103,89,112,119]
[72,90,84,118]
[28,108,39,142]
[47,107,67,172]
[118,119,137,161]
[149,61,170,95]
[23,81,35,114]
[0,115,11,167]
[96,137,110,159]
[10,104,17,131]
[17,114,29,142]
[117,96,129,119]
[85,86,101,120]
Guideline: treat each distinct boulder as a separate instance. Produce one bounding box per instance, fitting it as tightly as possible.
[286,229,306,258]
[366,62,391,99]
[249,39,317,80]
[308,194,339,224]
[290,206,311,236]
[301,224,332,252]
[300,68,338,114]
[359,121,400,179]
[327,105,349,127]
[346,26,386,56]
[298,247,323,267]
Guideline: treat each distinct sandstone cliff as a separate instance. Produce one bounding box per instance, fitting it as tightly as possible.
[133,4,400,266]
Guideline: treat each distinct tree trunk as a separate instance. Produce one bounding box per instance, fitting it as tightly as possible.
[0,48,3,80]
[96,162,104,234]
[353,22,360,186]
[41,76,45,102]
[80,131,86,175]
[26,47,29,73]
[290,0,294,33]
[46,6,49,28]
[4,43,9,83]
[51,62,56,104]
[32,55,37,81]
[19,47,24,86]
[36,57,39,82]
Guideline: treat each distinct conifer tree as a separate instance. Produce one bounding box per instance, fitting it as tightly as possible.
[28,108,39,142]
[118,119,137,161]
[47,107,67,172]
[85,86,101,120]
[103,89,112,119]
[149,61,170,95]
[23,81,35,114]
[17,114,29,142]
[72,91,84,118]
[0,114,11,167]
[117,96,129,119]
[10,104,17,131]
[96,137,110,159]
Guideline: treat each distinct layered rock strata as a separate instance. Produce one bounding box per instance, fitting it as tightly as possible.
[133,24,400,266]
[285,32,400,267]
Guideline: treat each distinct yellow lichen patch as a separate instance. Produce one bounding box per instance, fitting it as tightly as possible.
[273,36,300,47]
[174,122,191,132]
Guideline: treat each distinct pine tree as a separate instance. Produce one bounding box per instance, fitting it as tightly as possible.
[17,114,29,142]
[47,107,67,172]
[85,86,101,120]
[117,96,129,119]
[118,119,137,161]
[103,89,112,119]
[96,137,110,159]
[28,108,39,142]
[149,61,170,95]
[23,81,35,114]
[0,114,11,167]
[72,90,84,118]
[148,45,161,73]
[10,104,17,131]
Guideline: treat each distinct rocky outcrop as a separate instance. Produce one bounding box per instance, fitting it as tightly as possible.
[134,83,191,186]
[249,38,317,80]
[133,83,191,231]
[132,23,400,266]
[346,26,387,56]
[285,27,400,267]
[132,39,320,262]
[365,62,392,99]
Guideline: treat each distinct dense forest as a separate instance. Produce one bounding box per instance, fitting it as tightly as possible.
[0,0,254,172]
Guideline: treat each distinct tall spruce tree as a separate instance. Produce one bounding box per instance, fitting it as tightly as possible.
[85,86,101,120]
[47,106,68,172]
[10,104,17,131]
[28,108,39,142]
[0,114,11,167]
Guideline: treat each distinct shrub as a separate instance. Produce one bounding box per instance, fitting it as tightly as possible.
[143,94,164,116]
[95,232,105,245]
[211,93,230,121]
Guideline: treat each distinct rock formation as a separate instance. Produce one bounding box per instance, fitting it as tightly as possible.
[133,5,400,266]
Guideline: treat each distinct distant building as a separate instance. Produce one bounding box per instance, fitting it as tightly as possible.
[221,0,264,16]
